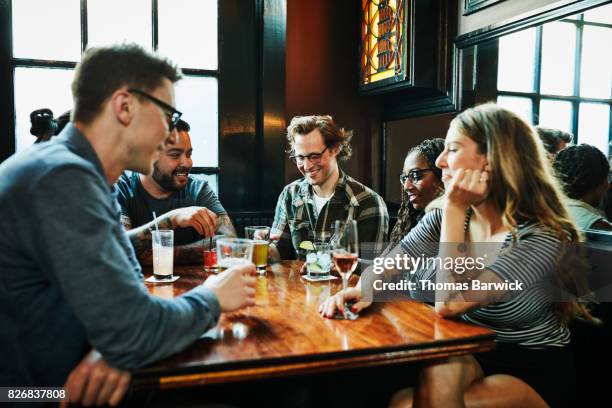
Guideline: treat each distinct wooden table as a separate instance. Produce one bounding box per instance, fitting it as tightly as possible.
[133,261,495,391]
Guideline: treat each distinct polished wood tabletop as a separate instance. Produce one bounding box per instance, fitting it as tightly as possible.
[133,261,495,390]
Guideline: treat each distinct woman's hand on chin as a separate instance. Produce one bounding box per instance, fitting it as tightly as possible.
[445,168,489,209]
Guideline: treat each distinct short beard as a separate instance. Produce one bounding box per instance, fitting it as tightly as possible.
[152,163,184,192]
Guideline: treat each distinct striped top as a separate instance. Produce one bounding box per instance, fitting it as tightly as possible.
[400,209,570,349]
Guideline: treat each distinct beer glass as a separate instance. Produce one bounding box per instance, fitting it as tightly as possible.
[244,226,270,274]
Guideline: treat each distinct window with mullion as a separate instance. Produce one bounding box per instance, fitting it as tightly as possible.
[9,0,220,189]
[496,7,612,156]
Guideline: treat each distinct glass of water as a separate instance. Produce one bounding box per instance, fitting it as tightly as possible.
[306,241,332,280]
[216,238,254,272]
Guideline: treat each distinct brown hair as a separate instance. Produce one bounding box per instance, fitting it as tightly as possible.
[71,43,182,124]
[536,126,573,155]
[286,115,353,162]
[452,103,593,324]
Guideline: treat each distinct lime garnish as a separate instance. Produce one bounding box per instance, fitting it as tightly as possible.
[308,263,323,272]
[299,240,315,251]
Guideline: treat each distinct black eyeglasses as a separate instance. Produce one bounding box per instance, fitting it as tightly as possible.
[400,168,432,185]
[127,88,182,131]
[289,146,329,164]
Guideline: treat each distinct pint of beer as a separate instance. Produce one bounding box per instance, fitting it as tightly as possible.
[245,226,270,274]
[252,240,269,271]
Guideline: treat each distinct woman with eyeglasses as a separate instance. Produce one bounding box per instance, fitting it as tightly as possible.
[390,138,445,245]
[320,103,594,407]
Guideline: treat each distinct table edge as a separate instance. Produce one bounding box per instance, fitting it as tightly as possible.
[132,334,496,390]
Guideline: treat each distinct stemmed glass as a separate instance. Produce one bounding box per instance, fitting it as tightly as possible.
[332,220,359,320]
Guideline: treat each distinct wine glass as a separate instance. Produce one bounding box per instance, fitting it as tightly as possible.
[332,220,359,320]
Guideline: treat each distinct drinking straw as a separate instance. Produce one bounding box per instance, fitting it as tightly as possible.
[152,211,160,244]
[209,236,213,250]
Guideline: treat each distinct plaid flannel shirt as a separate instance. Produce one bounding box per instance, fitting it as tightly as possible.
[271,170,389,260]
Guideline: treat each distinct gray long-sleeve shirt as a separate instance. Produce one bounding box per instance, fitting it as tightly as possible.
[0,124,220,387]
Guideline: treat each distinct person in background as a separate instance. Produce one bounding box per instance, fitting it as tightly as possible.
[29,108,71,143]
[535,126,573,162]
[0,44,256,406]
[116,118,236,265]
[55,110,71,134]
[321,103,592,408]
[553,144,611,231]
[389,138,445,245]
[269,115,388,263]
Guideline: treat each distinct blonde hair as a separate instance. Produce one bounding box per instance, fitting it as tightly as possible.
[451,103,593,324]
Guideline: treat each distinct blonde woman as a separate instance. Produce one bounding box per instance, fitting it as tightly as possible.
[320,104,590,407]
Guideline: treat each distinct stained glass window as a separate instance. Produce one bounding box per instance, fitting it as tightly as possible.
[360,0,408,91]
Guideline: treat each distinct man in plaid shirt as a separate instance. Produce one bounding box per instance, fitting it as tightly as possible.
[270,115,388,261]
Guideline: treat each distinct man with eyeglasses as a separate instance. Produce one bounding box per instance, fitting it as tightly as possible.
[270,115,389,263]
[116,118,236,265]
[0,44,256,406]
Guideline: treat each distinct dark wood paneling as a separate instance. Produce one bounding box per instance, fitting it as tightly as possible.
[0,0,14,163]
[219,0,258,210]
[219,0,286,212]
[378,0,459,119]
[229,210,275,238]
[285,0,381,188]
[378,0,458,198]
[261,0,286,209]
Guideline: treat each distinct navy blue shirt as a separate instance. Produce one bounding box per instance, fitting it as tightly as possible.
[115,172,226,245]
[0,124,221,387]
